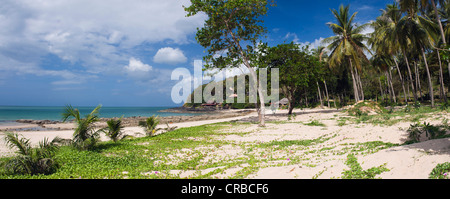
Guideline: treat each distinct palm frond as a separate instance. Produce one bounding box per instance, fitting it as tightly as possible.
[3,132,31,156]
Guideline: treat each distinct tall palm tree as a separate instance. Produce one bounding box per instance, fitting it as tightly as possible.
[323,4,371,103]
[398,0,436,107]
[370,5,408,104]
[62,105,102,150]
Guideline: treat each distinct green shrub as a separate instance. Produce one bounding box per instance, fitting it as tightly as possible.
[406,122,448,144]
[102,117,127,142]
[429,162,450,179]
[139,116,161,137]
[1,132,62,175]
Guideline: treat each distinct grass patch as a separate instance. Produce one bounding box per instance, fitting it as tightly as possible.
[341,154,389,179]
[304,120,326,127]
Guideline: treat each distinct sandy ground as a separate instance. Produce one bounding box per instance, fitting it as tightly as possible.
[1,108,449,179]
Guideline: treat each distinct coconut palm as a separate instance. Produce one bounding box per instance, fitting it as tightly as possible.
[323,4,371,103]
[2,132,62,175]
[62,105,102,150]
[102,117,127,142]
[420,0,447,44]
[139,116,161,137]
[370,3,409,104]
[398,0,436,107]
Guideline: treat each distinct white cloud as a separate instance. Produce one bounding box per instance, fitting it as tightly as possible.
[124,57,152,72]
[153,47,188,65]
[0,0,206,79]
[284,32,300,44]
[299,37,326,50]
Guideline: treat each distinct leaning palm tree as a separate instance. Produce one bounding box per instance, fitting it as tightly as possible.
[62,105,102,150]
[139,116,161,137]
[2,132,62,175]
[102,116,127,142]
[323,4,371,103]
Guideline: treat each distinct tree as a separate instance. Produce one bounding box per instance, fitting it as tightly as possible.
[2,132,62,175]
[185,0,275,126]
[102,117,126,142]
[398,0,436,107]
[139,116,161,137]
[61,105,102,150]
[263,43,322,115]
[370,4,408,104]
[323,4,371,103]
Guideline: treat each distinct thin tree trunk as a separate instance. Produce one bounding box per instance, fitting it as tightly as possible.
[317,81,324,108]
[379,78,384,99]
[431,0,446,44]
[324,80,330,108]
[355,67,364,101]
[437,50,447,103]
[415,61,423,100]
[386,71,393,104]
[348,58,360,103]
[421,47,435,107]
[394,58,408,104]
[333,95,337,108]
[402,48,418,102]
[387,69,397,103]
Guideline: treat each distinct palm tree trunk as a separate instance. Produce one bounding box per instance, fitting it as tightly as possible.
[348,58,360,103]
[437,50,447,103]
[387,69,397,103]
[386,71,393,104]
[393,58,408,104]
[379,77,384,100]
[355,67,364,101]
[402,48,418,103]
[324,80,330,108]
[421,47,434,107]
[317,81,324,108]
[415,61,423,100]
[431,0,446,44]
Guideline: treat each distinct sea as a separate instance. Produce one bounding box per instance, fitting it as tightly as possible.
[0,106,198,125]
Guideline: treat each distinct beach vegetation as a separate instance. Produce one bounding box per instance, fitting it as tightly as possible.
[62,104,102,151]
[405,121,449,144]
[341,154,389,179]
[429,162,450,179]
[261,42,324,115]
[304,120,326,127]
[1,132,62,175]
[102,117,127,142]
[139,116,161,137]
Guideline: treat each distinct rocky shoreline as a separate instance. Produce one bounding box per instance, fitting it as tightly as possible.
[13,109,255,129]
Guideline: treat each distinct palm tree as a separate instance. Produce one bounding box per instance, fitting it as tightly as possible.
[323,4,371,103]
[420,0,447,44]
[2,132,62,175]
[139,116,161,137]
[398,0,436,107]
[102,117,126,142]
[370,3,409,104]
[62,105,102,150]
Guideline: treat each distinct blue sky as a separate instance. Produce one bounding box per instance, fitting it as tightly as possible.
[0,0,393,107]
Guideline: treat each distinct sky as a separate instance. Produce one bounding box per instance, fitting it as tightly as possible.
[0,0,393,107]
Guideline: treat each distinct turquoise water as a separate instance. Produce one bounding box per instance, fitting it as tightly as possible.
[0,106,195,122]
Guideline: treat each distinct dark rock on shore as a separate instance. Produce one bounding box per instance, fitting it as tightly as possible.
[15,119,61,125]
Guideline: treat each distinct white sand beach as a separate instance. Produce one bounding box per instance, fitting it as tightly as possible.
[0,108,449,179]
